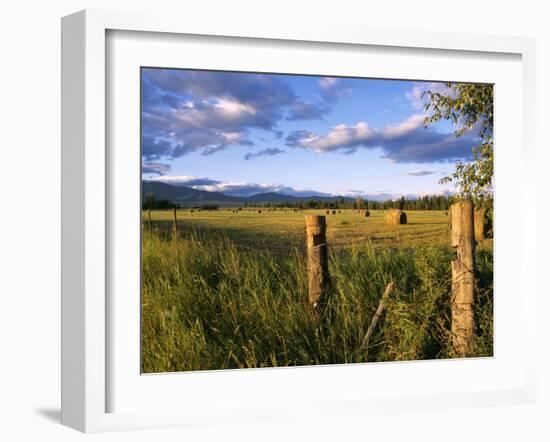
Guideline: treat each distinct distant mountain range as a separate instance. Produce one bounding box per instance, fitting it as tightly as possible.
[142,181,355,205]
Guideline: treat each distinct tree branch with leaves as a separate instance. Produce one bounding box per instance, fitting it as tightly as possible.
[423,83,493,208]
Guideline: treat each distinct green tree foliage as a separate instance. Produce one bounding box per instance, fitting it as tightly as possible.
[423,83,493,207]
[142,194,178,210]
[354,197,366,210]
[254,195,451,211]
[143,192,156,210]
[398,196,405,210]
[200,204,219,211]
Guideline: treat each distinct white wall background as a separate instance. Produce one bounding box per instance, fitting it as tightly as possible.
[0,1,547,440]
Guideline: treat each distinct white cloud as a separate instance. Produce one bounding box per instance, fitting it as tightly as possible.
[142,162,171,176]
[142,69,336,158]
[407,169,438,176]
[244,148,285,161]
[214,98,257,116]
[384,114,425,137]
[174,98,256,129]
[151,175,220,186]
[221,131,247,143]
[286,113,477,163]
[319,77,338,89]
[318,77,352,102]
[405,82,453,110]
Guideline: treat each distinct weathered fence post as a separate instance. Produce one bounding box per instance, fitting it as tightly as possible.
[172,207,178,254]
[450,200,476,357]
[305,215,329,307]
[474,207,486,242]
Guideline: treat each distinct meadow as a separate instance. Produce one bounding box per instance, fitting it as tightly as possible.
[141,208,493,373]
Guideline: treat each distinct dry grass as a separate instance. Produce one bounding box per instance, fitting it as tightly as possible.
[144,209,465,256]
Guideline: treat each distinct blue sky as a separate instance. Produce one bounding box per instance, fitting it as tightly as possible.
[141,68,478,200]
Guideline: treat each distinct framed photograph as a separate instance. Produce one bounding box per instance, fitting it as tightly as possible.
[61,9,537,432]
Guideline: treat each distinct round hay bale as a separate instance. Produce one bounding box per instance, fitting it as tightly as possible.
[385,209,407,225]
[364,210,370,217]
[258,209,262,213]
[332,210,336,215]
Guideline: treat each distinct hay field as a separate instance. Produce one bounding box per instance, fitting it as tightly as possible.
[141,208,493,373]
[143,208,457,255]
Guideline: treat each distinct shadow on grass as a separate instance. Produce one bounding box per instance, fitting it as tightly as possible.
[147,219,306,258]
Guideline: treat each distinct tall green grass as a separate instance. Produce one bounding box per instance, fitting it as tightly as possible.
[141,228,493,373]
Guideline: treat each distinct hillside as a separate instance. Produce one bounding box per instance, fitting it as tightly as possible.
[142,181,243,204]
[142,181,354,205]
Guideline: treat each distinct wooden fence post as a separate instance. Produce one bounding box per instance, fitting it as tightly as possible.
[450,200,476,357]
[474,208,486,242]
[305,215,329,307]
[147,208,152,233]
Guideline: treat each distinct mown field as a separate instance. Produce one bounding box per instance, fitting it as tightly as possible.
[141,208,493,373]
[143,208,454,253]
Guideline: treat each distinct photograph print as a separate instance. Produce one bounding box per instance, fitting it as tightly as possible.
[141,67,493,373]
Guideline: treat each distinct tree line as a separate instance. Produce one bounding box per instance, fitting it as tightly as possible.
[248,195,453,211]
[143,192,455,211]
[142,193,220,211]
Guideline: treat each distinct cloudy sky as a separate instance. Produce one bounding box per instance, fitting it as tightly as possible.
[141,68,478,199]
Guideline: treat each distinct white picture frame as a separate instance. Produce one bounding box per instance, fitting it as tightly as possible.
[61,9,537,433]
